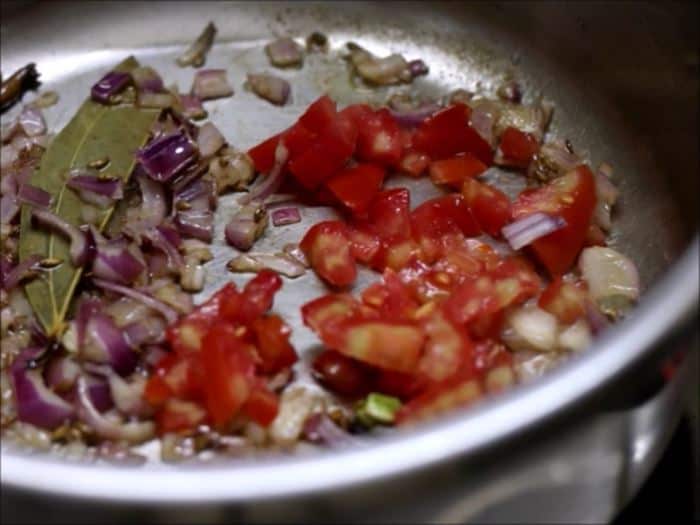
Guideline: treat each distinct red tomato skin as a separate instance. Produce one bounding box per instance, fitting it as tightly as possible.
[251,315,298,374]
[298,95,337,132]
[367,188,412,241]
[461,178,512,238]
[347,222,382,263]
[300,221,357,287]
[429,154,488,188]
[413,104,493,165]
[497,127,539,168]
[241,383,279,427]
[512,165,596,275]
[400,151,431,177]
[247,132,281,174]
[325,164,385,216]
[155,399,207,434]
[355,108,402,167]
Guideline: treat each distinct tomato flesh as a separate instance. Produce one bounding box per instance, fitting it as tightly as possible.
[429,154,488,188]
[461,178,511,238]
[300,220,357,287]
[325,164,385,216]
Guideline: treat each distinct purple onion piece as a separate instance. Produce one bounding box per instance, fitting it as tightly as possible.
[389,103,441,128]
[75,296,102,353]
[16,183,52,209]
[303,413,361,448]
[501,213,567,251]
[2,254,42,291]
[179,94,206,119]
[246,73,291,106]
[131,66,165,93]
[271,206,301,226]
[92,238,145,284]
[91,71,132,104]
[407,59,429,78]
[67,172,124,199]
[31,208,88,266]
[124,317,166,348]
[144,226,184,269]
[44,356,81,393]
[92,278,179,325]
[18,105,47,136]
[196,122,225,157]
[85,312,138,376]
[10,349,75,430]
[83,374,114,412]
[191,69,234,100]
[0,194,19,224]
[239,141,289,205]
[265,37,304,68]
[175,209,213,242]
[136,132,196,182]
[175,177,216,209]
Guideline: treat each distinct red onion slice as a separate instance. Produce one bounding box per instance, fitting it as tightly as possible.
[91,71,132,104]
[176,22,217,68]
[92,238,145,285]
[143,225,184,269]
[10,349,75,430]
[191,69,234,100]
[16,183,52,209]
[136,131,196,182]
[389,103,441,128]
[407,59,429,78]
[82,374,114,412]
[75,375,154,443]
[124,316,166,347]
[84,364,152,417]
[196,122,225,157]
[131,66,165,93]
[85,312,138,376]
[18,105,46,137]
[225,202,268,251]
[45,356,81,393]
[265,37,304,67]
[92,278,179,325]
[501,213,566,251]
[179,94,206,119]
[247,73,291,106]
[175,209,214,242]
[271,206,301,226]
[239,141,289,205]
[1,194,19,224]
[67,171,123,197]
[31,209,88,266]
[2,254,43,291]
[227,252,306,278]
[129,172,167,232]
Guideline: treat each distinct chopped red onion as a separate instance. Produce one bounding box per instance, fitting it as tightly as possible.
[407,59,429,78]
[83,374,114,412]
[131,66,165,93]
[84,312,138,376]
[227,252,306,278]
[75,296,102,353]
[179,94,206,119]
[67,171,123,201]
[1,117,20,143]
[45,356,81,393]
[348,44,410,85]
[131,172,167,232]
[175,177,216,210]
[265,37,304,68]
[31,208,88,266]
[191,69,233,100]
[175,209,214,242]
[107,372,151,417]
[136,131,196,182]
[1,144,19,169]
[124,316,166,347]
[1,194,19,224]
[10,348,75,430]
[177,22,217,68]
[18,105,46,136]
[91,71,132,104]
[282,243,309,267]
[92,238,145,285]
[143,225,184,269]
[303,413,360,448]
[389,103,441,128]
[16,183,52,209]
[196,122,225,158]
[585,300,610,335]
[225,202,268,251]
[75,375,154,443]
[1,255,42,291]
[239,141,289,205]
[271,206,301,226]
[92,278,179,325]
[246,73,291,106]
[528,140,582,181]
[502,213,566,251]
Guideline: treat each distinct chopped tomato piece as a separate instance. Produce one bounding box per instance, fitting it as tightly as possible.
[461,177,511,237]
[247,132,281,174]
[338,320,425,374]
[325,164,385,216]
[355,108,402,167]
[251,314,298,374]
[301,293,365,333]
[339,103,374,126]
[538,277,587,324]
[584,223,607,247]
[241,382,279,427]
[300,220,357,287]
[298,94,337,132]
[201,323,255,427]
[400,151,431,177]
[373,237,424,272]
[155,399,207,434]
[417,309,476,383]
[497,127,539,168]
[443,275,501,326]
[488,257,542,308]
[347,222,382,263]
[360,269,419,322]
[511,165,596,275]
[367,188,411,241]
[429,154,487,188]
[413,104,493,165]
[410,194,481,262]
[220,270,282,324]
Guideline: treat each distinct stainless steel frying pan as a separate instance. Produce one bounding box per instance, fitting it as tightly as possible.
[1,1,697,522]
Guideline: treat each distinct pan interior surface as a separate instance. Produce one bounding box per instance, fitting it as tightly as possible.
[0,0,696,501]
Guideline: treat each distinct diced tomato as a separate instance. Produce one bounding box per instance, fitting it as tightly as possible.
[473,339,513,371]
[584,223,607,247]
[413,104,493,165]
[325,164,385,216]
[396,369,483,424]
[468,309,505,340]
[410,194,481,262]
[301,293,365,333]
[355,108,402,167]
[443,275,501,326]
[298,94,337,132]
[241,382,279,427]
[367,188,411,241]
[250,314,298,374]
[373,237,424,272]
[338,320,425,374]
[247,132,281,174]
[511,165,596,275]
[339,103,374,126]
[281,122,316,160]
[488,256,542,308]
[461,178,511,237]
[417,309,476,383]
[300,220,357,287]
[429,154,487,188]
[288,139,346,189]
[347,222,382,263]
[312,349,375,398]
[400,151,431,177]
[497,127,539,168]
[538,277,587,324]
[220,270,282,324]
[201,322,256,427]
[361,268,419,322]
[155,399,207,434]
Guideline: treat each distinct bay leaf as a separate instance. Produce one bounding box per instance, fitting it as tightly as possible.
[18,57,160,336]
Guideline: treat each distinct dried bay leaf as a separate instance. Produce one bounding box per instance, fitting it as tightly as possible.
[18,57,159,336]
